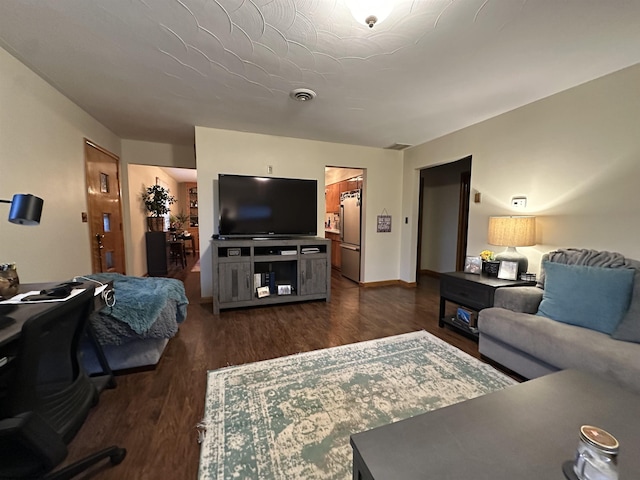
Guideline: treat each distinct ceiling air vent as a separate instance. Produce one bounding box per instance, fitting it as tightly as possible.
[290,88,317,102]
[384,143,412,151]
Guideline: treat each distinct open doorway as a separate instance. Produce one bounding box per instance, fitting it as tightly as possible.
[417,156,471,280]
[127,164,197,277]
[324,167,364,283]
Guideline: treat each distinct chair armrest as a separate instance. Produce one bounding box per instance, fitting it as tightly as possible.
[494,286,543,314]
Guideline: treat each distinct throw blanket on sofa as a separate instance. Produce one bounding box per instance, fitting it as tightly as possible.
[87,273,188,335]
[537,248,633,288]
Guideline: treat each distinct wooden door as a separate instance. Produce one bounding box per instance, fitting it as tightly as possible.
[84,140,126,274]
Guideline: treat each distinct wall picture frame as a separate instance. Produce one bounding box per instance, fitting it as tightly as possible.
[497,260,518,280]
[463,256,482,274]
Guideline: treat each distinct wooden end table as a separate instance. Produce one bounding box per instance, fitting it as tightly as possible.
[439,271,535,339]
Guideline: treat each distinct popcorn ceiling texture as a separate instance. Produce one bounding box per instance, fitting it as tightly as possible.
[1,0,639,146]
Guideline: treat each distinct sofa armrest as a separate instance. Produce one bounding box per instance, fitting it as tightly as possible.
[494,286,543,314]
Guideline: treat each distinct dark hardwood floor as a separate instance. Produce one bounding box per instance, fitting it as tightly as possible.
[64,258,499,479]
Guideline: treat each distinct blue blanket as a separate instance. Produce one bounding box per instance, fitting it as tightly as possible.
[87,273,188,334]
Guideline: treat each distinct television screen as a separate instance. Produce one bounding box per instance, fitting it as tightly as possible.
[218,174,317,237]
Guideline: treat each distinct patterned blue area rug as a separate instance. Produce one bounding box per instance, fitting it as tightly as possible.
[198,330,516,480]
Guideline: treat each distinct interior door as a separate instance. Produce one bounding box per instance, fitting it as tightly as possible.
[84,140,126,273]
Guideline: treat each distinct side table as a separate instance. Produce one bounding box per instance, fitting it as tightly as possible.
[439,271,535,339]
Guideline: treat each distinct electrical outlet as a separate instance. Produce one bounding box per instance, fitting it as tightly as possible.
[512,196,527,208]
[267,165,273,174]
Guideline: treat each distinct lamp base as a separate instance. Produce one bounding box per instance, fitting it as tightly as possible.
[495,246,528,276]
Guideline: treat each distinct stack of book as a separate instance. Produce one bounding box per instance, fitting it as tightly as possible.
[254,272,276,295]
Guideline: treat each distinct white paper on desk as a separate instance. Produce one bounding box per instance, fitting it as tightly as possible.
[0,288,86,304]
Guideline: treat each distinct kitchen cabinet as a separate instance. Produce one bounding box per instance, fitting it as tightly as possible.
[326,178,362,213]
[325,232,341,269]
[325,183,340,213]
[339,179,357,193]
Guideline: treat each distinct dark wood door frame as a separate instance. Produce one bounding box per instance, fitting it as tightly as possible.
[455,170,471,272]
[416,174,425,280]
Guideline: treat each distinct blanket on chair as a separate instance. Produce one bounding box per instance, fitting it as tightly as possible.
[87,273,188,334]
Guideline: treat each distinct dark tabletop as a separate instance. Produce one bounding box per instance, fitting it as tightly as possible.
[351,370,640,479]
[0,281,108,347]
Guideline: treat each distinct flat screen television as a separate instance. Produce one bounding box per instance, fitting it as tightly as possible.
[218,174,317,237]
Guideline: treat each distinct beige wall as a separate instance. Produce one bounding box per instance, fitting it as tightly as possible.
[5,36,638,289]
[195,127,404,297]
[0,46,121,283]
[402,63,640,282]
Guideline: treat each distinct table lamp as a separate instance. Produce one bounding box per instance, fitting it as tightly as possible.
[0,194,44,225]
[487,216,536,275]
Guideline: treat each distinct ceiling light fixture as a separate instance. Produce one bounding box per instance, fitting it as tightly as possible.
[346,0,393,28]
[290,88,317,102]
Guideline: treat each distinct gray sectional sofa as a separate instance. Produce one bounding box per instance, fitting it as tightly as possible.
[478,248,640,394]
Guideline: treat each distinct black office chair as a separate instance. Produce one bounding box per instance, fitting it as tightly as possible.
[0,287,126,479]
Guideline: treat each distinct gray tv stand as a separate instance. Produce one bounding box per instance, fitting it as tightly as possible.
[211,237,331,314]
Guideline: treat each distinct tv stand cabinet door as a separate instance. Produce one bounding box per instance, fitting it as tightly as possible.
[299,258,327,296]
[218,262,252,303]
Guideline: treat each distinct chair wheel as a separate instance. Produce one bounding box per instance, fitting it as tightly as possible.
[110,448,127,465]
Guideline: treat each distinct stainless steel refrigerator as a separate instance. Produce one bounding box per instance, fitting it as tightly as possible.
[340,189,361,282]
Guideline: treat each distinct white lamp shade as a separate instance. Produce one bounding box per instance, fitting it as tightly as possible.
[346,0,393,27]
[487,216,536,247]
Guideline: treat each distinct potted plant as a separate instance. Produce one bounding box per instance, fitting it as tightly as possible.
[142,184,176,232]
[175,211,189,231]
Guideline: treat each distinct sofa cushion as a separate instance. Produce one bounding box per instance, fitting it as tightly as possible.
[478,307,640,394]
[537,262,634,334]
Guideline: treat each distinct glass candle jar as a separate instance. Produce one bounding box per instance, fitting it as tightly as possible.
[573,425,619,480]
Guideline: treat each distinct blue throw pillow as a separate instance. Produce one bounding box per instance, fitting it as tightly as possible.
[536,261,634,334]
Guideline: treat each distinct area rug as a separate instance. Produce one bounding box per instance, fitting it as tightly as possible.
[198,330,516,480]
